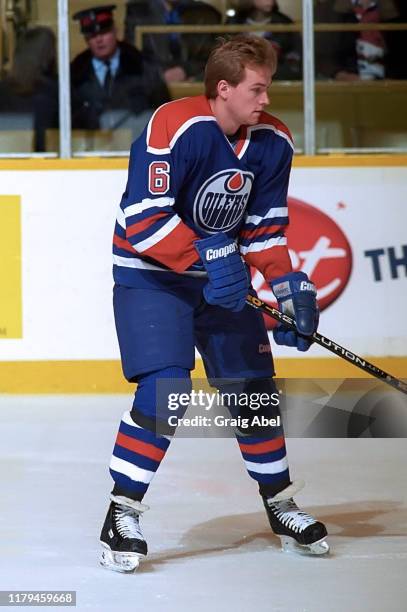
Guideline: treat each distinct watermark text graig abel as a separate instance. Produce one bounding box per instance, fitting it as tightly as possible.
[166,389,281,429]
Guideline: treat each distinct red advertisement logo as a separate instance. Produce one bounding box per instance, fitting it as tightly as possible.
[251,198,352,328]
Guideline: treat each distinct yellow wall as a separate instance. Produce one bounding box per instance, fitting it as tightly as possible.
[0,196,22,339]
[0,356,406,394]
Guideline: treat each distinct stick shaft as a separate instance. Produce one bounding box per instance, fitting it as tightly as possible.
[246,294,407,396]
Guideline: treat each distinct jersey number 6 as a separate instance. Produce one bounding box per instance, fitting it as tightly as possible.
[148,161,170,195]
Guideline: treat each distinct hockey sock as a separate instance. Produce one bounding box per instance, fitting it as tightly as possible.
[110,367,191,501]
[236,433,291,498]
[110,410,171,501]
[217,377,291,498]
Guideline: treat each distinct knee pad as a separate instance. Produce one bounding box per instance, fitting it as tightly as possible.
[130,366,192,435]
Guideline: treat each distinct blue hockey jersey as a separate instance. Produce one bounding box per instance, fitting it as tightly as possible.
[113,95,294,286]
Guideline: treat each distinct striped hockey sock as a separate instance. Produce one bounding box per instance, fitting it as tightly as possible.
[236,433,291,497]
[109,410,171,500]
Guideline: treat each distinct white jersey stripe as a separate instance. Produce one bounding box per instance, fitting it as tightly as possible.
[116,207,126,229]
[110,455,155,484]
[244,207,288,226]
[147,116,217,154]
[147,145,171,155]
[244,456,289,475]
[248,123,294,150]
[135,215,181,252]
[236,134,251,160]
[125,197,175,218]
[113,254,207,277]
[240,236,287,254]
[169,116,217,150]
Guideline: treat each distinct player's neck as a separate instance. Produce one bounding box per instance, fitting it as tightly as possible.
[208,97,241,136]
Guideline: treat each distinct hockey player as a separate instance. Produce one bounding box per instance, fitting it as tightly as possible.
[100,35,329,573]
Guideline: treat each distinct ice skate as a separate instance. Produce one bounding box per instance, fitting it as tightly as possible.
[100,494,149,573]
[263,481,329,556]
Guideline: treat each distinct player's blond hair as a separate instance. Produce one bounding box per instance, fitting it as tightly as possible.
[204,35,277,99]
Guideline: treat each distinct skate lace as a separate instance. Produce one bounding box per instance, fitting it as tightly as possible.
[269,498,316,534]
[114,505,144,540]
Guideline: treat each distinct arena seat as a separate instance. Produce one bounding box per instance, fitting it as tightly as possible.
[0,129,34,153]
[0,112,34,153]
[350,127,407,149]
[46,128,133,153]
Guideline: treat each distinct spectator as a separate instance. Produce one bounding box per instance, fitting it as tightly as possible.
[227,0,302,80]
[315,0,399,80]
[71,4,170,135]
[0,26,59,151]
[124,1,222,82]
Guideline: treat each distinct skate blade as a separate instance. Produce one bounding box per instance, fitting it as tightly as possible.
[100,544,145,573]
[279,535,330,556]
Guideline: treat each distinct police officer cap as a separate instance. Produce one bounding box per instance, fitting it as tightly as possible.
[73,5,116,36]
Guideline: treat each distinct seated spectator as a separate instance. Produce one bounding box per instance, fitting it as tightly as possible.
[227,0,302,80]
[71,4,170,136]
[315,0,399,80]
[124,0,222,82]
[0,26,59,151]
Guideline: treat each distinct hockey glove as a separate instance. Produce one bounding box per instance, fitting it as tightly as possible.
[270,271,319,352]
[194,233,249,312]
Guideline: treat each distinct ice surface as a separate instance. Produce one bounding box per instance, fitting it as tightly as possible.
[0,395,406,611]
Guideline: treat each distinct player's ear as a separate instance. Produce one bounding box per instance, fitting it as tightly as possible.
[217,79,231,100]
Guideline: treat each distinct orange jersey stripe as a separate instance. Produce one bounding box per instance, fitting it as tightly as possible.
[141,221,200,273]
[244,245,292,282]
[126,212,168,238]
[238,436,285,455]
[240,224,285,240]
[148,96,214,151]
[257,111,294,144]
[116,432,166,462]
[113,234,137,254]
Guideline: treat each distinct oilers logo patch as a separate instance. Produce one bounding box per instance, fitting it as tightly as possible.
[193,169,254,233]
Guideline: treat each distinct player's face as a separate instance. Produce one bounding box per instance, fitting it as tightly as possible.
[224,65,272,127]
[253,0,276,12]
[86,27,118,60]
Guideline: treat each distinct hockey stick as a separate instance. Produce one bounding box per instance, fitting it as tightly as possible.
[246,294,407,396]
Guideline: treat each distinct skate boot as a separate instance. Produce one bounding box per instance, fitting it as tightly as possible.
[100,494,149,572]
[262,481,329,556]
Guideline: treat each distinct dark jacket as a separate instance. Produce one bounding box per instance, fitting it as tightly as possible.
[70,40,170,129]
[124,1,221,80]
[227,8,302,80]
